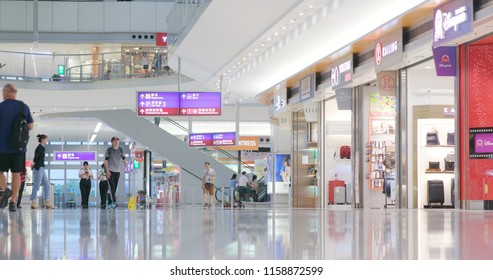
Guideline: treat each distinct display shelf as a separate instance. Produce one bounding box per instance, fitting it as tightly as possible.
[425,145,454,148]
[425,170,454,174]
[303,163,317,165]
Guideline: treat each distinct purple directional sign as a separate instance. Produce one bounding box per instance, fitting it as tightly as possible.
[55,151,96,161]
[179,92,222,116]
[137,91,180,116]
[188,132,236,147]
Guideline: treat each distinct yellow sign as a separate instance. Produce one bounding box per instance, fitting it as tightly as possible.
[128,196,137,210]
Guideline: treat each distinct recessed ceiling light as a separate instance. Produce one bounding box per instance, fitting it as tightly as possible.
[54,108,58,111]
[237,62,241,65]
[267,38,271,41]
[425,66,432,69]
[274,32,279,36]
[242,57,247,61]
[282,26,287,30]
[248,53,252,56]
[85,108,88,111]
[260,43,265,47]
[233,66,236,69]
[299,12,304,16]
[254,48,259,51]
[309,5,314,8]
[113,107,116,110]
[290,19,296,23]
[227,69,231,72]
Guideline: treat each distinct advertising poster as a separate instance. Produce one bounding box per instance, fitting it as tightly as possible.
[267,154,291,194]
[369,91,396,116]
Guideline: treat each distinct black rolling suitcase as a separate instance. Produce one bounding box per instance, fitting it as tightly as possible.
[427,180,444,206]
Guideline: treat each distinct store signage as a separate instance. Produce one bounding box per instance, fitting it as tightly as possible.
[303,102,319,122]
[443,107,456,116]
[179,92,222,116]
[377,71,397,97]
[374,29,403,72]
[330,55,353,90]
[274,85,287,111]
[134,150,144,162]
[335,88,352,110]
[433,0,473,47]
[433,47,457,76]
[156,32,168,47]
[299,73,316,102]
[54,151,96,161]
[137,91,221,116]
[188,132,236,147]
[209,136,259,151]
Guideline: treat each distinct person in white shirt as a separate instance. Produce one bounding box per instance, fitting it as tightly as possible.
[202,162,216,208]
[79,161,94,209]
[237,171,250,202]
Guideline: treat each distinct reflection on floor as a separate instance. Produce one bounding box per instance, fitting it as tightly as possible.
[0,208,492,260]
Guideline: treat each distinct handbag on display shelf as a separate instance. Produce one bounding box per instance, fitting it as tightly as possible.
[427,161,440,171]
[447,132,455,145]
[444,152,455,171]
[426,127,440,145]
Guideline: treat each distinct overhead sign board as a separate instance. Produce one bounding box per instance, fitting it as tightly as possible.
[330,55,353,90]
[374,29,403,72]
[433,0,473,47]
[189,132,236,147]
[54,151,96,161]
[137,91,221,116]
[208,136,260,151]
[335,88,352,110]
[179,92,221,116]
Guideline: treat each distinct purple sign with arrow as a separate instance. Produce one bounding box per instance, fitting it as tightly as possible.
[55,151,96,161]
[180,92,222,116]
[189,132,235,147]
[137,91,180,116]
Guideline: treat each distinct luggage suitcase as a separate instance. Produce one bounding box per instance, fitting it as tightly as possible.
[340,146,351,159]
[328,180,345,204]
[334,186,346,204]
[427,180,444,206]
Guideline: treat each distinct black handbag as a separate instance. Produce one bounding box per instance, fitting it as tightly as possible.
[428,161,440,170]
[447,132,454,145]
[426,128,440,145]
[444,153,455,171]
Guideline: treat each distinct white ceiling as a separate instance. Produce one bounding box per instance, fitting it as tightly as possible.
[169,0,429,100]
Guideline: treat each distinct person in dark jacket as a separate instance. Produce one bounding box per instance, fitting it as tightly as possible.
[30,134,55,209]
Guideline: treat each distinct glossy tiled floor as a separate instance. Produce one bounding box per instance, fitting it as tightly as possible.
[1,207,493,260]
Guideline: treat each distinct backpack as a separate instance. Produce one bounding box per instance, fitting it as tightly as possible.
[9,101,30,150]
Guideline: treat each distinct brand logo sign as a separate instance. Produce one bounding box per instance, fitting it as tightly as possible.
[475,133,493,154]
[330,55,353,90]
[299,74,316,102]
[156,32,168,46]
[433,0,473,47]
[209,136,260,151]
[374,29,403,71]
[377,71,397,97]
[433,46,457,76]
[443,107,456,116]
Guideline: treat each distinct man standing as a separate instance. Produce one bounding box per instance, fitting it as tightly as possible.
[238,171,250,202]
[0,83,34,212]
[104,136,126,209]
[202,162,215,208]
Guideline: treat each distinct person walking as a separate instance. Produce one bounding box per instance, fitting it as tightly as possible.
[98,163,109,209]
[16,167,27,209]
[229,174,238,206]
[201,162,215,208]
[251,175,259,202]
[0,83,34,212]
[31,134,55,209]
[104,136,126,209]
[78,161,94,209]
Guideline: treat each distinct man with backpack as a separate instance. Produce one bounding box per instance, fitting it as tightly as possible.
[0,83,34,212]
[104,136,126,209]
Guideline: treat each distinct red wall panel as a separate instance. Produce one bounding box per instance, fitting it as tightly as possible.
[461,44,493,200]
